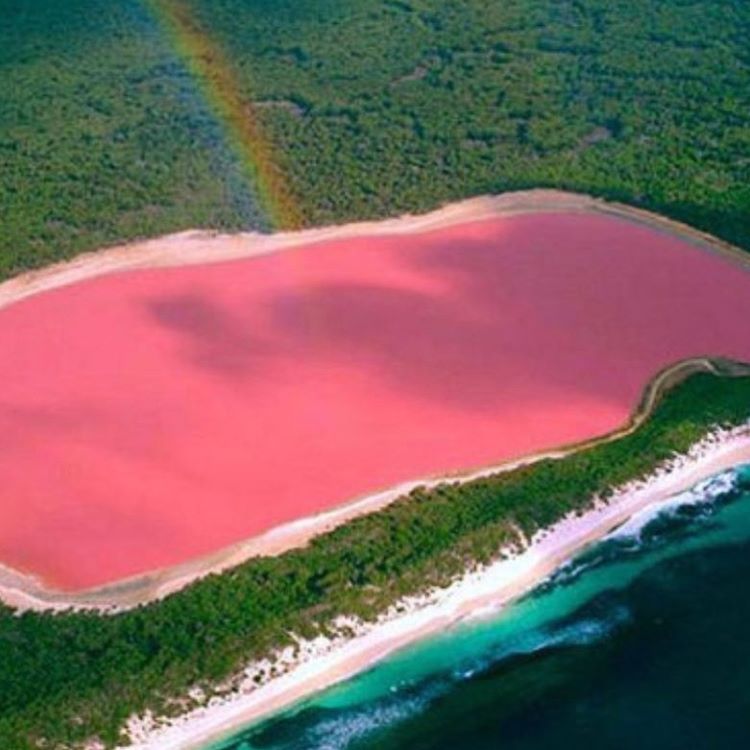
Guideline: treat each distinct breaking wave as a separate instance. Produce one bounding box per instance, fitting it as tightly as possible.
[451,603,631,682]
[544,467,744,591]
[240,604,632,750]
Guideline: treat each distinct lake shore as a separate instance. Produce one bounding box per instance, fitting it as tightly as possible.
[2,190,748,316]
[123,423,750,750]
[2,188,749,608]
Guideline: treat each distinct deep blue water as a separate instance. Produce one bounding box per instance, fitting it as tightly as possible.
[213,464,750,750]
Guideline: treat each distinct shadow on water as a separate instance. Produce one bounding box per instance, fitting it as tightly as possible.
[144,215,750,415]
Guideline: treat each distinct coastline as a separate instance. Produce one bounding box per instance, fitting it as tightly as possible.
[124,423,750,750]
[0,356,740,613]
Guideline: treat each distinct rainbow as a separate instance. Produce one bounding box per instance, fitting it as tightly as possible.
[144,0,303,230]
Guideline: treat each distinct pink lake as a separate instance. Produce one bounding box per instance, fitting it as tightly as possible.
[1,212,749,590]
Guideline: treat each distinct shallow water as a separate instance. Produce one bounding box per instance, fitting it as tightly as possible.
[213,463,750,750]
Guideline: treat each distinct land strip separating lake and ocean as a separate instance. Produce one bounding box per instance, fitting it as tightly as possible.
[207,459,750,750]
[125,419,750,750]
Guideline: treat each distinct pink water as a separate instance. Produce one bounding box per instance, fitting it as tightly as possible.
[2,212,749,590]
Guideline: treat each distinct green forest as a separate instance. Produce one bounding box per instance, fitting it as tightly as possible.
[2,0,750,279]
[3,4,750,748]
[0,0,267,278]
[1,369,749,749]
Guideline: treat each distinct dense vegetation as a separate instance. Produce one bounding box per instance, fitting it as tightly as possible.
[1,370,749,749]
[2,0,750,279]
[0,0,267,279]
[197,0,750,246]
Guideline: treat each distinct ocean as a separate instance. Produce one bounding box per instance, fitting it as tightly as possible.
[212,464,750,750]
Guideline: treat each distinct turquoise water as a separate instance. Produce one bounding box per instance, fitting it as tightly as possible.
[213,464,750,750]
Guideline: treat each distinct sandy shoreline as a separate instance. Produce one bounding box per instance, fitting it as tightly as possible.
[2,190,748,316]
[122,424,750,750]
